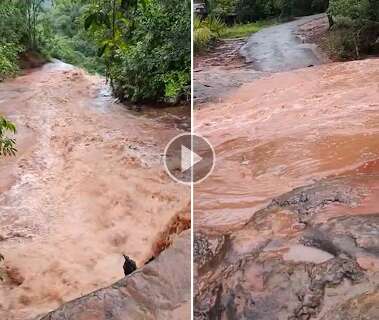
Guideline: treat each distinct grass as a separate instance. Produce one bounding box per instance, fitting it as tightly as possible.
[220,20,276,39]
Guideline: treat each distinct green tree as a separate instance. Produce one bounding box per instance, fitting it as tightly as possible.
[207,0,236,18]
[40,0,104,74]
[0,115,16,281]
[0,1,24,79]
[235,0,280,22]
[328,0,379,58]
[85,0,191,103]
[24,0,45,50]
[0,0,46,79]
[1,0,190,104]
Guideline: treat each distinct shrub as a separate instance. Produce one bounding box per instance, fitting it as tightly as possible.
[0,44,22,81]
[195,18,214,51]
[328,0,379,59]
[0,116,17,156]
[0,1,24,80]
[220,20,275,38]
[105,0,191,104]
[42,35,104,74]
[311,0,329,13]
[328,22,358,58]
[194,16,225,51]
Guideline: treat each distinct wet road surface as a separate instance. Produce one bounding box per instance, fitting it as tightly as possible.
[241,14,325,72]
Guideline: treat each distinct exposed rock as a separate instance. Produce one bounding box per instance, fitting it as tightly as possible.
[270,179,358,223]
[195,239,369,320]
[19,51,48,69]
[195,39,247,69]
[37,231,190,320]
[292,257,364,320]
[195,177,379,320]
[301,215,379,257]
[283,245,334,264]
[194,233,229,272]
[320,291,379,320]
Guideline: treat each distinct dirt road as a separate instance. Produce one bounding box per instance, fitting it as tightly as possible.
[0,61,189,319]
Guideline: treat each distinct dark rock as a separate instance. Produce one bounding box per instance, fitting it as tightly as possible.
[122,255,137,276]
[301,214,379,257]
[270,179,358,223]
[292,258,364,319]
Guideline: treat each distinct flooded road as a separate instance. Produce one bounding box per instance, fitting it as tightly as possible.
[241,14,326,72]
[0,62,189,319]
[195,58,379,230]
[194,15,329,104]
[194,59,379,319]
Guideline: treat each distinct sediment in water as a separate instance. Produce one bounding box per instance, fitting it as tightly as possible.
[195,58,379,319]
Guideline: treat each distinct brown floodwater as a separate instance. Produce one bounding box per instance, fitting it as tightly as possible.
[195,58,379,232]
[0,61,189,319]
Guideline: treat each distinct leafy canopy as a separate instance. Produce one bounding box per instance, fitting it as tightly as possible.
[84,0,191,103]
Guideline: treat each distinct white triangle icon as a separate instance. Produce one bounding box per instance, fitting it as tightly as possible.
[181,145,202,172]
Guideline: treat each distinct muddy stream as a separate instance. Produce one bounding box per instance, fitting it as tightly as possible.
[195,60,379,231]
[195,17,379,318]
[0,61,189,319]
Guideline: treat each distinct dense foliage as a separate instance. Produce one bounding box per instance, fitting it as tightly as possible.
[205,0,329,23]
[195,0,328,52]
[196,0,379,60]
[84,0,191,103]
[328,0,379,58]
[0,0,190,104]
[0,0,39,80]
[40,0,105,74]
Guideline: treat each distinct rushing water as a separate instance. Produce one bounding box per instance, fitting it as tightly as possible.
[195,59,379,231]
[0,62,189,319]
[194,58,379,320]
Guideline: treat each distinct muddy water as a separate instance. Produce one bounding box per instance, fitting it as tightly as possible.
[0,62,189,319]
[195,59,379,231]
[194,58,379,320]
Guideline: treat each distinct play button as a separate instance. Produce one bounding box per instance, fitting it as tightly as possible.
[164,133,215,185]
[181,145,202,172]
